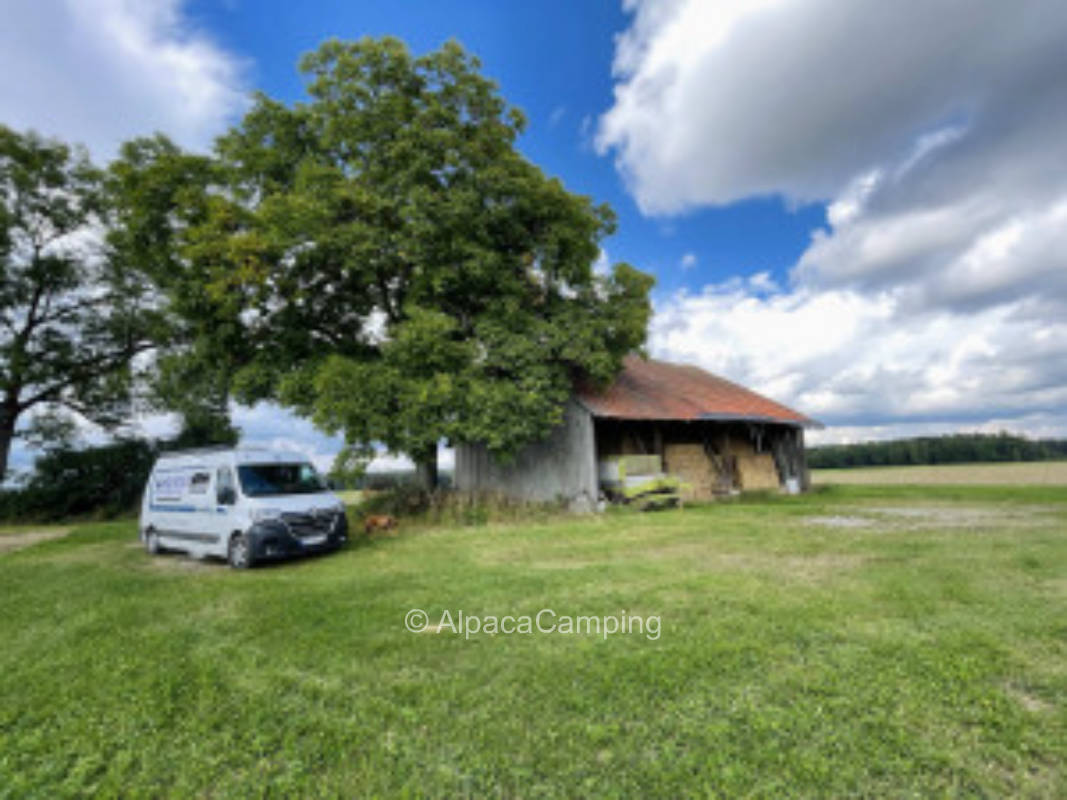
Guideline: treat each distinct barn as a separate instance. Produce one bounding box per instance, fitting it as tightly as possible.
[454,355,819,511]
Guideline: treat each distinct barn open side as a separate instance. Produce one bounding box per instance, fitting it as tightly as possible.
[593,417,808,501]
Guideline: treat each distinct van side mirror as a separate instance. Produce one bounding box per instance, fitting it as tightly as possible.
[217,487,236,506]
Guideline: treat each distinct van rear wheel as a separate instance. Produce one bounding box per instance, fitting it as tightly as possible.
[228,532,253,569]
[144,528,161,555]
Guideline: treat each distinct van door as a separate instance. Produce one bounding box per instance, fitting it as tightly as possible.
[184,469,217,553]
[150,466,192,546]
[213,466,238,556]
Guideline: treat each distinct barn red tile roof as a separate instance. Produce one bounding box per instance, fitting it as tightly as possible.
[577,355,818,427]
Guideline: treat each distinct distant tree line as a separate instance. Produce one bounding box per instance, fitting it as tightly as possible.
[807,432,1067,469]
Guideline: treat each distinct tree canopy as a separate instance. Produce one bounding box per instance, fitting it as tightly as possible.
[105,135,242,447]
[193,37,654,485]
[0,37,654,486]
[0,125,162,479]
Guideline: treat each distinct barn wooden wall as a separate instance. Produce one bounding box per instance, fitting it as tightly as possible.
[454,399,599,511]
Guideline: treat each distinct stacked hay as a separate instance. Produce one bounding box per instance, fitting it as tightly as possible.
[733,451,780,489]
[664,436,782,497]
[663,443,716,500]
[728,435,781,490]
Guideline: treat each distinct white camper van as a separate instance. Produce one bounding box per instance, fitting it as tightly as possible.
[139,448,349,568]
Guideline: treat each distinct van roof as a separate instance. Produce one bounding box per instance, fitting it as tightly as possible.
[156,447,315,466]
[157,445,244,458]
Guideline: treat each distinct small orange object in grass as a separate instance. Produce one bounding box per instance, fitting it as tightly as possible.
[364,514,398,535]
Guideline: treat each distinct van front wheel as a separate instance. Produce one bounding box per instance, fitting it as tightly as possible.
[228,532,253,569]
[144,528,161,555]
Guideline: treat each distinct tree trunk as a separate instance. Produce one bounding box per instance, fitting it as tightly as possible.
[414,443,438,492]
[0,407,16,484]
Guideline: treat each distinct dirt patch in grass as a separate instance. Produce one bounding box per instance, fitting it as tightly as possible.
[143,553,219,573]
[868,505,1055,528]
[121,540,220,572]
[1003,683,1052,713]
[804,505,1059,532]
[32,541,217,573]
[0,528,72,555]
[804,515,874,529]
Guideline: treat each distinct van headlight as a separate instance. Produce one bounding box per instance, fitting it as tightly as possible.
[251,508,284,522]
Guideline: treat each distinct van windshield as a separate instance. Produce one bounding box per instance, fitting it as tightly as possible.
[237,463,327,497]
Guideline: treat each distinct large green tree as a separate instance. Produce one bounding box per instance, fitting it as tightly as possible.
[196,37,654,487]
[105,135,243,447]
[0,126,162,480]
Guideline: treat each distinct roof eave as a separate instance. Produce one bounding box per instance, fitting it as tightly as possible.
[697,412,822,428]
[582,409,822,428]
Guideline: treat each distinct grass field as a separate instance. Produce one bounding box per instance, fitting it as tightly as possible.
[1,485,1066,796]
[813,460,1067,486]
[332,489,364,506]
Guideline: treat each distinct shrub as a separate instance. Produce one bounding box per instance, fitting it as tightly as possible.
[355,487,566,528]
[0,439,157,522]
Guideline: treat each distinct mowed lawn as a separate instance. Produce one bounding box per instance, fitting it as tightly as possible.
[813,460,1067,486]
[2,486,1066,797]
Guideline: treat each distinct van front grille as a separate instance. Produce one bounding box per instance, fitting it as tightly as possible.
[280,510,337,538]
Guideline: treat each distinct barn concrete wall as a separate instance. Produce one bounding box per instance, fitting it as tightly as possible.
[454,399,598,512]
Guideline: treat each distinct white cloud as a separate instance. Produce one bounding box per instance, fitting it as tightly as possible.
[605,0,1067,439]
[650,279,1067,439]
[0,0,248,160]
[747,272,778,293]
[548,105,566,129]
[600,0,1067,311]
[679,252,697,270]
[359,447,454,474]
[598,0,1067,213]
[578,113,596,151]
[228,404,341,473]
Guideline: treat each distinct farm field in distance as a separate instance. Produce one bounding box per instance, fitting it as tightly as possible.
[812,459,1067,486]
[1,484,1065,796]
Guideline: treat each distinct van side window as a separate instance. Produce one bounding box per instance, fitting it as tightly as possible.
[217,467,236,505]
[188,472,211,494]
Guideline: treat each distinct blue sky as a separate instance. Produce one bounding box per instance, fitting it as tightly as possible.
[2,0,1066,473]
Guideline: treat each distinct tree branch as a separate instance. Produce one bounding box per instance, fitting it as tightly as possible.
[16,340,155,412]
[37,293,117,326]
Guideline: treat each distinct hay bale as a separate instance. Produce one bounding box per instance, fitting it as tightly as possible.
[664,443,716,500]
[735,452,780,489]
[726,435,780,490]
[663,434,783,498]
